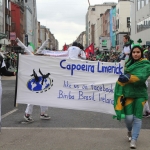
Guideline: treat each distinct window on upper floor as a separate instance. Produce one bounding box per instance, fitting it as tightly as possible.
[138,0,148,10]
[0,16,3,33]
[116,19,119,29]
[137,16,150,32]
[137,0,141,10]
[0,0,2,6]
[91,8,95,11]
[0,1,3,17]
[141,0,145,8]
[146,0,149,4]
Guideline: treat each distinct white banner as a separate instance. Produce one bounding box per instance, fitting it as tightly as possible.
[16,55,125,115]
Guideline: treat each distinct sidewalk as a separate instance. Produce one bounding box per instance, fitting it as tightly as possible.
[0,128,150,150]
[1,76,16,80]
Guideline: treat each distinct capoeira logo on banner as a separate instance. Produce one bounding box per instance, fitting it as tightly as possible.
[27,69,53,93]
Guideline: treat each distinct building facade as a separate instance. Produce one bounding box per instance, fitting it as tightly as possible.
[40,25,46,45]
[110,6,116,48]
[37,21,41,48]
[76,31,86,48]
[11,1,25,44]
[0,0,4,35]
[0,0,11,48]
[24,0,37,49]
[116,0,131,51]
[86,2,116,48]
[130,0,150,45]
[25,5,32,44]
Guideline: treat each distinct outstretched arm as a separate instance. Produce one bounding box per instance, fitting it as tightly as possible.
[36,39,51,54]
[16,38,34,55]
[80,51,86,60]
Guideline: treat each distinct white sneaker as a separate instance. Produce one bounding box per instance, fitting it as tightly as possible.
[40,114,51,120]
[130,139,136,149]
[24,115,34,122]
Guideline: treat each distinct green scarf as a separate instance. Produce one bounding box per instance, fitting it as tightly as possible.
[124,41,131,47]
[114,58,150,120]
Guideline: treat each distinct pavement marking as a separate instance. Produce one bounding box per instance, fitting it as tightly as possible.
[1,127,150,132]
[0,127,125,130]
[1,127,119,130]
[1,108,18,119]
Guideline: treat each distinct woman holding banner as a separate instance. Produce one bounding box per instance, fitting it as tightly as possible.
[114,44,150,149]
[16,38,51,122]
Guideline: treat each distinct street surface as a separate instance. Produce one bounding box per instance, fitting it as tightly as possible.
[1,77,150,129]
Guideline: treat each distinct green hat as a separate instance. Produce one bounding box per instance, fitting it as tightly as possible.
[131,43,142,49]
[143,49,148,54]
[131,39,142,49]
[137,39,142,44]
[130,39,134,45]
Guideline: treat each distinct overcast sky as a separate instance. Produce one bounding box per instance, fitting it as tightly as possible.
[36,0,118,49]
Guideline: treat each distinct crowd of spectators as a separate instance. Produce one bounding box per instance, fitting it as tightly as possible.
[86,45,150,62]
[86,50,121,62]
[3,52,17,70]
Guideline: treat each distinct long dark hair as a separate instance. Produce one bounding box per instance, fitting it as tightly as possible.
[126,46,144,66]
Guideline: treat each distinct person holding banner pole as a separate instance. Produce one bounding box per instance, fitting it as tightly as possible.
[0,49,16,131]
[77,43,86,60]
[16,38,51,122]
[114,44,150,149]
[36,39,51,54]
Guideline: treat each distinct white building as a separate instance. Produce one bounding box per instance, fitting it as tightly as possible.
[95,16,102,49]
[76,31,86,48]
[86,2,116,48]
[0,0,11,47]
[25,6,32,44]
[40,25,46,44]
[83,33,86,49]
[24,0,37,48]
[130,0,150,46]
[0,0,4,35]
[116,0,131,51]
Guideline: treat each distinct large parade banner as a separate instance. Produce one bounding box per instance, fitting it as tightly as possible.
[16,55,125,115]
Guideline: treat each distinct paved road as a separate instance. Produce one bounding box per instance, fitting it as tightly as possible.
[1,77,150,129]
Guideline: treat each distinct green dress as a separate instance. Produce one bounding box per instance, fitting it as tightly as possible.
[114,58,150,120]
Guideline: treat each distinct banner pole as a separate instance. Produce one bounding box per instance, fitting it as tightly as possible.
[14,52,19,107]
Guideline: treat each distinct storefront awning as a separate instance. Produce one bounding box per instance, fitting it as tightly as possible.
[0,38,11,45]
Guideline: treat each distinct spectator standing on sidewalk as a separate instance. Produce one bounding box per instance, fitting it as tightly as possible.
[143,49,150,117]
[122,35,131,61]
[114,44,150,149]
[0,45,16,129]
